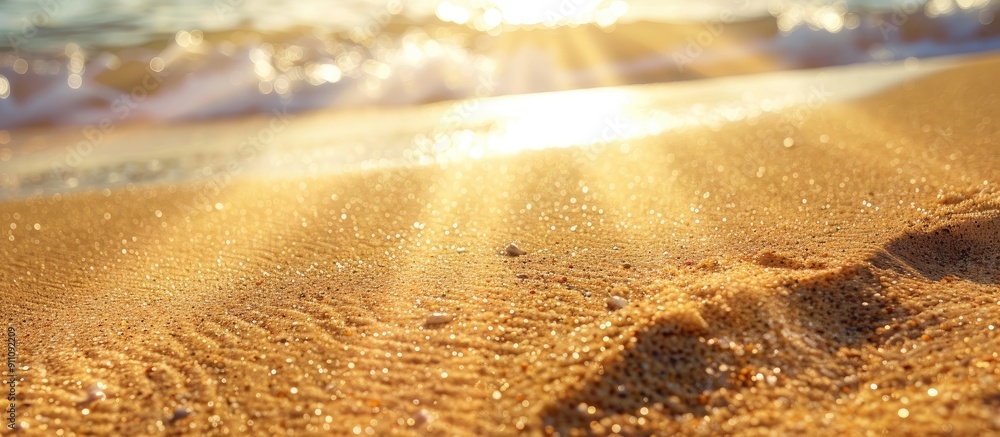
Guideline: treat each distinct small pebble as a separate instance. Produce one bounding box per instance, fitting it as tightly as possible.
[168,406,192,423]
[425,312,453,325]
[413,409,432,425]
[505,243,526,256]
[606,296,628,310]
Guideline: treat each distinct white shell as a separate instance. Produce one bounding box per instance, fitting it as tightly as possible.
[425,312,453,325]
[505,243,526,256]
[82,382,107,404]
[606,296,628,310]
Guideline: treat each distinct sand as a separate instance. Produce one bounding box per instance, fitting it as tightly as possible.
[2,54,1000,436]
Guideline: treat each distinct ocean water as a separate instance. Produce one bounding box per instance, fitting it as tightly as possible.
[1,0,986,47]
[0,55,958,200]
[0,0,997,130]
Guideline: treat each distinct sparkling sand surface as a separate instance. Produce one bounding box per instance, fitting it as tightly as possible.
[2,55,1000,435]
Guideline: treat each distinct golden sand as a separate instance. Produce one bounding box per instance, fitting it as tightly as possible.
[2,56,1000,436]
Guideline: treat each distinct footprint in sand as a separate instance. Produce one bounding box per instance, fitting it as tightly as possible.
[874,213,1000,284]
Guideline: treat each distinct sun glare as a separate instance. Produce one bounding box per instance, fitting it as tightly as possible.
[480,88,641,152]
[409,88,646,165]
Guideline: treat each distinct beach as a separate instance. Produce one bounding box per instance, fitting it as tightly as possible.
[2,53,1000,435]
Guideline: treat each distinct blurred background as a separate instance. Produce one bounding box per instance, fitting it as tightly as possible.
[1,0,999,200]
[1,0,998,129]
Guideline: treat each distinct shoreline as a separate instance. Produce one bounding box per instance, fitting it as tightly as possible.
[0,53,973,202]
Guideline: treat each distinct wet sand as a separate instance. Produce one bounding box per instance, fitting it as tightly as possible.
[2,55,1000,435]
